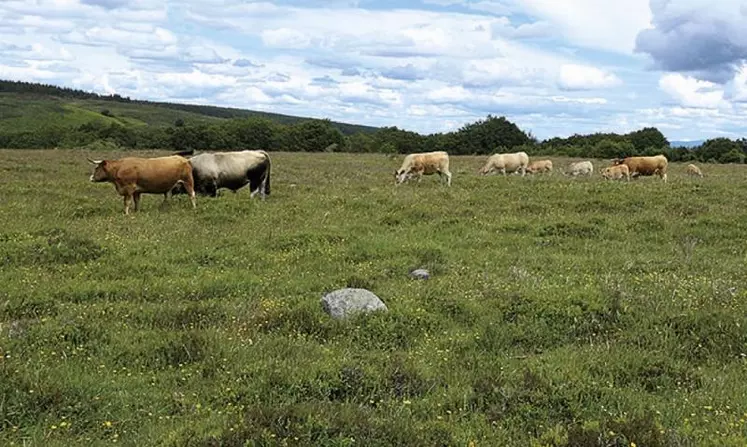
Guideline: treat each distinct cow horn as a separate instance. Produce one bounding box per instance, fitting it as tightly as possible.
[87,158,103,165]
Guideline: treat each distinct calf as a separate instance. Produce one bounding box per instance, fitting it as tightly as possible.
[565,160,594,177]
[686,163,704,178]
[527,159,553,175]
[601,164,630,181]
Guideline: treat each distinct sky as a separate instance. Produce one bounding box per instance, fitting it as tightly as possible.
[2,0,747,142]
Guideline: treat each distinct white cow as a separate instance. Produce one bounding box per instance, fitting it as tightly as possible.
[479,151,529,177]
[565,160,594,177]
[394,151,452,186]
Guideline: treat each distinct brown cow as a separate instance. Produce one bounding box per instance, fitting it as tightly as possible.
[527,159,553,175]
[88,155,196,214]
[601,164,630,181]
[612,155,668,182]
[686,163,704,178]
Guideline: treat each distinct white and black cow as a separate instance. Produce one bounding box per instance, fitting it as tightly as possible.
[174,150,271,199]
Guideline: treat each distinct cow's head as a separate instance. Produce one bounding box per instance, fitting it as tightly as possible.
[394,169,408,185]
[611,158,624,166]
[87,159,109,182]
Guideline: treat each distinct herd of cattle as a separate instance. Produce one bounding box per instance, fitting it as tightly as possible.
[87,149,703,214]
[394,150,703,186]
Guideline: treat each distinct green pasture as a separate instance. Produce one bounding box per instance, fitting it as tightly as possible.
[1,150,746,446]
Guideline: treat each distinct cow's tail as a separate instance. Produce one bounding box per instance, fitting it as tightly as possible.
[248,151,271,198]
[262,151,271,197]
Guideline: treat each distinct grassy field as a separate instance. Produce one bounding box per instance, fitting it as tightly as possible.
[1,149,747,446]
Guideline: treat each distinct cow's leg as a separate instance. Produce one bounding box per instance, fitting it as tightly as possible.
[123,194,132,215]
[183,177,197,209]
[160,190,170,209]
[445,170,452,186]
[520,166,526,177]
[132,192,142,212]
[206,181,218,198]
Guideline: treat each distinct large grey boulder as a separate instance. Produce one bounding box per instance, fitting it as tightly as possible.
[321,288,388,319]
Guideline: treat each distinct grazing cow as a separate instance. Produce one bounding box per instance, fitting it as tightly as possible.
[88,155,196,215]
[686,163,704,178]
[601,164,630,181]
[527,159,553,175]
[565,160,594,177]
[394,151,452,186]
[612,155,668,182]
[174,150,272,199]
[479,151,529,176]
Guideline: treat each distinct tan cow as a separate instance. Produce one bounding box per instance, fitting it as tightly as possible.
[565,160,594,177]
[527,159,553,175]
[601,164,630,181]
[479,151,529,176]
[686,163,704,178]
[89,155,197,214]
[612,155,668,182]
[394,151,452,186]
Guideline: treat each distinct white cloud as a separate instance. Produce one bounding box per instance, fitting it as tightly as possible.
[261,28,313,49]
[550,95,607,104]
[58,25,177,47]
[509,0,651,53]
[558,64,622,91]
[659,73,727,109]
[727,64,747,102]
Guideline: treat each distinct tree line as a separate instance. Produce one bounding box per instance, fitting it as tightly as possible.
[2,112,747,163]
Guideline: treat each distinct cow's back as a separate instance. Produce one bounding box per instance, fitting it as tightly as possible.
[406,151,448,174]
[122,156,192,193]
[623,155,667,175]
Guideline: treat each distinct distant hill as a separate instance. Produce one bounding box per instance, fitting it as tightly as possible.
[0,79,379,136]
[670,140,704,148]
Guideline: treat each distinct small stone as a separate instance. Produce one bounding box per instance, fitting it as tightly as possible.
[321,288,388,319]
[409,269,430,280]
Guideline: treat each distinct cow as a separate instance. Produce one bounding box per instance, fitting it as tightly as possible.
[88,155,196,215]
[686,163,704,178]
[175,150,271,199]
[601,164,630,181]
[479,151,529,176]
[394,151,452,186]
[612,155,668,182]
[565,160,594,177]
[526,159,553,175]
